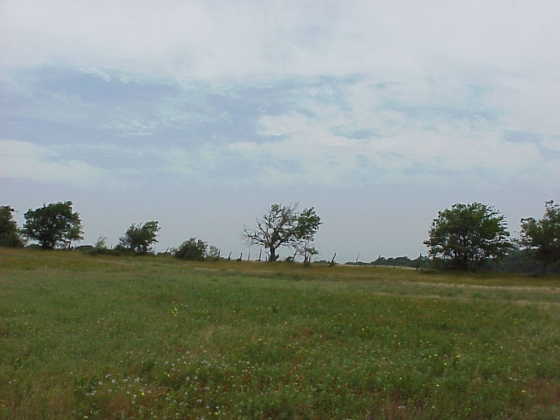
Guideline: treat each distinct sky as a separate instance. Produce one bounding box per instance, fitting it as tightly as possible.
[1,0,560,262]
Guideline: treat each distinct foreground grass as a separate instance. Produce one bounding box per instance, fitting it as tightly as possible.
[1,249,560,419]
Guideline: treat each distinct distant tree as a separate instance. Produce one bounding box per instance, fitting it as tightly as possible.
[329,252,337,267]
[94,236,108,250]
[119,221,160,254]
[295,240,319,266]
[0,206,24,247]
[207,245,221,261]
[520,201,560,272]
[243,203,321,262]
[175,238,207,260]
[424,202,512,270]
[489,247,558,274]
[368,255,430,269]
[22,201,83,249]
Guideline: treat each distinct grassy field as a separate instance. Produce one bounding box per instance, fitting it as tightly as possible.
[1,248,560,419]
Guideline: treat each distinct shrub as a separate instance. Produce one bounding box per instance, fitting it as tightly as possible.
[175,238,207,261]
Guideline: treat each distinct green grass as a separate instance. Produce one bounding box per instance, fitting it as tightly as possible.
[1,248,560,419]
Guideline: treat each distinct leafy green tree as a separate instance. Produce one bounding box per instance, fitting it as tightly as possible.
[244,204,321,262]
[520,201,560,271]
[22,201,83,249]
[424,202,512,270]
[119,221,160,254]
[0,206,24,247]
[175,238,207,260]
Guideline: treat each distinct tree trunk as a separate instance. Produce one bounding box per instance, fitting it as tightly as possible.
[268,247,277,262]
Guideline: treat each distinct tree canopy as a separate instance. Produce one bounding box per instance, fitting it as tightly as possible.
[520,201,560,271]
[0,206,24,248]
[244,203,321,262]
[119,221,160,254]
[22,201,83,249]
[424,202,512,270]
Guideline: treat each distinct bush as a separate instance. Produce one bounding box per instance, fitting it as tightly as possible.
[79,237,137,257]
[76,245,94,252]
[175,238,207,261]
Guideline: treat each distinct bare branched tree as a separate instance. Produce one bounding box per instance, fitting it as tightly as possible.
[244,203,321,262]
[295,240,319,266]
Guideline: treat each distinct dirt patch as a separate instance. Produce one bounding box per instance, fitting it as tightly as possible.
[362,290,560,308]
[408,281,560,293]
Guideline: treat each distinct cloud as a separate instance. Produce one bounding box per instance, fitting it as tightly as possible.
[2,1,560,189]
[2,1,559,81]
[3,72,558,189]
[220,78,554,186]
[0,139,108,186]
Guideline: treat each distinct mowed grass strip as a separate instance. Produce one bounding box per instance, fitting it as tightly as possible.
[1,249,560,419]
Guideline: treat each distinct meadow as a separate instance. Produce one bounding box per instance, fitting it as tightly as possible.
[1,248,560,419]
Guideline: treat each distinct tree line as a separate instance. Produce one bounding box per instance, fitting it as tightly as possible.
[0,202,322,264]
[1,200,559,274]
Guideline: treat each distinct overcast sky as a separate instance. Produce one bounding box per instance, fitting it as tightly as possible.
[2,1,559,261]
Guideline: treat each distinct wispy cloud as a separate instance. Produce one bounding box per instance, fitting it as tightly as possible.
[2,69,558,188]
[0,139,108,187]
